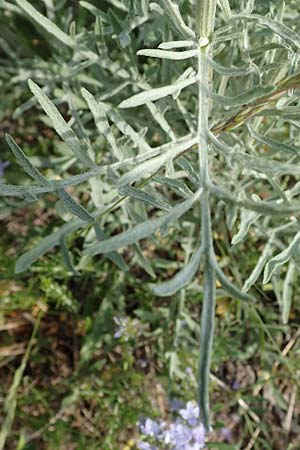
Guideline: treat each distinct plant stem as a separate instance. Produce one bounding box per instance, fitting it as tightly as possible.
[198,191,215,432]
[196,0,217,38]
[196,0,217,432]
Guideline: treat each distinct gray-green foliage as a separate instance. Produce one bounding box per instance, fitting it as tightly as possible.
[1,0,300,433]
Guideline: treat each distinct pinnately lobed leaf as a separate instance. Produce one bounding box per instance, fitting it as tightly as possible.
[119,75,197,108]
[151,244,203,296]
[263,232,300,284]
[137,48,197,60]
[82,188,202,257]
[28,80,94,167]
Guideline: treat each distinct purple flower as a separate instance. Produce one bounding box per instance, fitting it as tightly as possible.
[179,401,200,426]
[164,421,192,448]
[113,330,123,338]
[113,317,127,339]
[0,161,9,178]
[140,418,162,437]
[231,380,241,390]
[220,427,232,442]
[192,424,205,445]
[137,442,157,450]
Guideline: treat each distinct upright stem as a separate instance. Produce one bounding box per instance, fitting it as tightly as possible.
[196,0,217,432]
[196,0,217,38]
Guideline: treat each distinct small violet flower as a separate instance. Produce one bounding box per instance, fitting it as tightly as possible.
[137,442,157,450]
[192,424,206,445]
[113,317,128,339]
[140,418,162,437]
[138,400,206,450]
[179,401,200,426]
[164,421,192,448]
[220,426,232,442]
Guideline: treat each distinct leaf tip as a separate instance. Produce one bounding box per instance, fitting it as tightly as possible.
[118,99,128,109]
[15,261,25,274]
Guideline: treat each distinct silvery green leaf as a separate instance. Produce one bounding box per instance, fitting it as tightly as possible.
[151,244,203,296]
[0,1,21,13]
[137,48,197,60]
[5,134,48,186]
[0,184,48,198]
[263,232,300,284]
[82,188,202,256]
[243,240,274,292]
[232,207,261,245]
[103,0,127,11]
[159,0,195,39]
[15,222,80,274]
[248,126,300,155]
[93,224,129,271]
[211,184,300,216]
[56,189,94,222]
[149,2,164,14]
[116,136,198,186]
[158,40,195,50]
[282,260,296,325]
[225,203,238,230]
[218,0,231,19]
[119,186,170,210]
[249,42,289,57]
[16,0,75,48]
[234,13,300,49]
[233,153,300,177]
[211,85,274,107]
[176,157,199,183]
[79,1,107,19]
[154,175,193,198]
[208,131,232,153]
[118,153,166,186]
[81,88,122,160]
[110,133,195,174]
[133,243,156,279]
[146,102,176,141]
[119,76,197,109]
[102,104,151,153]
[99,81,130,101]
[28,80,94,167]
[60,237,80,275]
[214,261,255,302]
[208,58,253,76]
[0,168,106,199]
[175,67,196,84]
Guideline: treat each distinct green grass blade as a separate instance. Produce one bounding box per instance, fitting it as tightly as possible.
[0,310,43,450]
